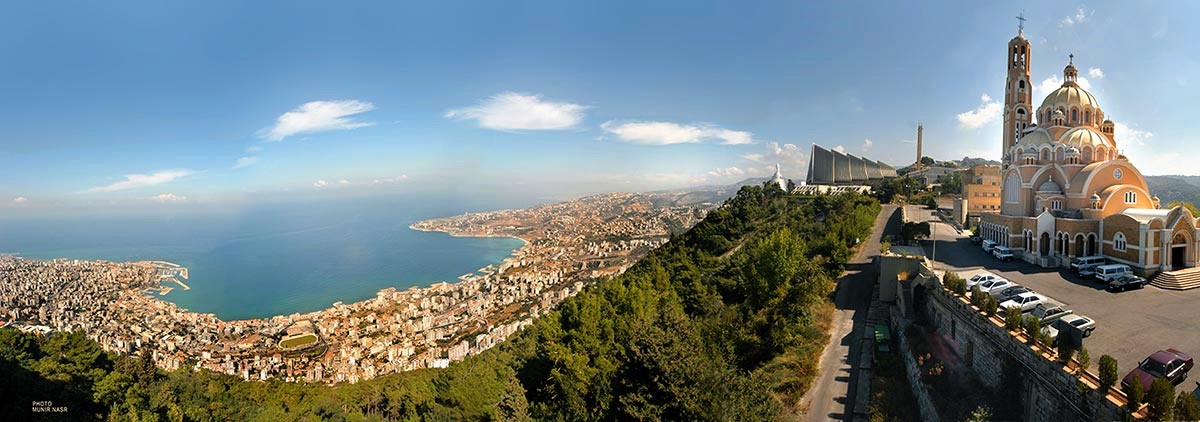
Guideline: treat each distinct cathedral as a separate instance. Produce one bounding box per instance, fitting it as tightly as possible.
[978,24,1197,276]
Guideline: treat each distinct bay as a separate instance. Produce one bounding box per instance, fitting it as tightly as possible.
[0,194,537,320]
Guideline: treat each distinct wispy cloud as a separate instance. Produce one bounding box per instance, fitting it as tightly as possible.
[600,120,757,145]
[313,180,330,188]
[445,92,586,131]
[84,170,194,193]
[233,156,260,169]
[1088,68,1104,79]
[1058,7,1092,27]
[1033,74,1093,100]
[149,193,187,203]
[956,94,1002,129]
[706,166,745,177]
[261,100,376,141]
[833,145,846,153]
[12,197,27,204]
[313,175,409,189]
[245,145,263,153]
[861,138,873,152]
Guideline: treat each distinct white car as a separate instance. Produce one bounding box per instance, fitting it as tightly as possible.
[978,278,1014,295]
[967,273,1004,289]
[1058,314,1097,337]
[999,292,1048,313]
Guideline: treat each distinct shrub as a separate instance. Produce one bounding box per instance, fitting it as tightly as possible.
[1125,376,1144,413]
[1004,306,1022,331]
[1099,355,1119,392]
[1076,347,1091,374]
[944,272,966,295]
[1057,339,1075,363]
[1022,315,1042,345]
[969,285,983,307]
[1177,391,1200,421]
[963,405,992,422]
[982,295,998,317]
[1147,378,1174,421]
[880,240,891,255]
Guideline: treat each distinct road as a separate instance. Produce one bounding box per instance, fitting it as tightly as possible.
[909,205,1200,395]
[801,204,899,421]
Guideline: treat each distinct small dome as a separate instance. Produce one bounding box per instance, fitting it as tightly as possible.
[1038,181,1063,193]
[1041,85,1101,118]
[1091,193,1102,201]
[1017,127,1054,148]
[1066,147,1080,156]
[1059,127,1112,150]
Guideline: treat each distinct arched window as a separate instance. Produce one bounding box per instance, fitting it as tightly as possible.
[1056,148,1065,162]
[1114,232,1128,252]
[1085,110,1091,124]
[1041,149,1050,161]
[1097,147,1107,160]
[1083,147,1093,161]
[1051,199,1063,210]
[1020,80,1026,89]
[1004,173,1021,203]
[1125,191,1138,204]
[1071,109,1078,122]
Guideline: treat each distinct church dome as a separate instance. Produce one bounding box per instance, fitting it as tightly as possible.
[1016,127,1054,147]
[1059,127,1112,149]
[1040,84,1101,115]
[1037,180,1063,193]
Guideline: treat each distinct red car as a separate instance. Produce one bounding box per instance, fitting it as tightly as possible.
[1122,349,1194,391]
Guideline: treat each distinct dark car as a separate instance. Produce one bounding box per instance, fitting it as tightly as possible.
[1122,349,1194,391]
[992,285,1031,303]
[970,236,982,245]
[1107,274,1148,292]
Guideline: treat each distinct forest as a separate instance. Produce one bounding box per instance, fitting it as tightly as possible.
[0,185,881,421]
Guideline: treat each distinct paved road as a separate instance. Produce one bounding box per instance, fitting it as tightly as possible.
[801,204,899,421]
[909,205,1200,395]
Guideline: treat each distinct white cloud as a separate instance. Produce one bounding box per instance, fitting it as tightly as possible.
[12,196,27,204]
[1032,73,1095,104]
[85,169,194,193]
[1059,7,1092,27]
[600,120,758,145]
[149,193,187,203]
[1114,121,1152,147]
[233,156,259,169]
[706,166,746,178]
[246,145,263,153]
[1088,68,1104,79]
[338,179,351,185]
[261,100,375,141]
[313,180,330,188]
[741,153,765,162]
[445,92,585,131]
[861,138,873,152]
[833,145,846,153]
[371,175,410,184]
[956,94,1002,129]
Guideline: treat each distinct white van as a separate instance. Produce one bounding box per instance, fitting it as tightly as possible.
[1093,264,1132,282]
[982,240,997,253]
[1070,256,1106,273]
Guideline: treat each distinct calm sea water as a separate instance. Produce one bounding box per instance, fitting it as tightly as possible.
[0,194,535,320]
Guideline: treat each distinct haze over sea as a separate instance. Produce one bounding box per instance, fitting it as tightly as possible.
[0,194,540,320]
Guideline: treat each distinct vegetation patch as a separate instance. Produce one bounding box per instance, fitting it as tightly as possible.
[278,333,318,349]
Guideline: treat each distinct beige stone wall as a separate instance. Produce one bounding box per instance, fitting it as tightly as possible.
[1101,214,1141,263]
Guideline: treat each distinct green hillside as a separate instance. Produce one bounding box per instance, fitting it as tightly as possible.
[0,185,880,421]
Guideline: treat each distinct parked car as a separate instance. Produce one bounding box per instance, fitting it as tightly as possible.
[982,239,997,253]
[999,292,1048,313]
[979,278,1015,295]
[992,246,1015,261]
[1107,274,1148,292]
[967,273,1005,289]
[970,235,982,245]
[992,285,1031,302]
[1041,325,1061,346]
[1057,314,1096,337]
[1030,301,1072,325]
[1122,349,1194,392]
[1094,264,1133,282]
[1070,256,1107,273]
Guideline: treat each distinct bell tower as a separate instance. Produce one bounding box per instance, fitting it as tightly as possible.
[1002,13,1032,164]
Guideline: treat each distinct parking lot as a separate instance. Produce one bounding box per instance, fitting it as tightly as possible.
[909,206,1200,394]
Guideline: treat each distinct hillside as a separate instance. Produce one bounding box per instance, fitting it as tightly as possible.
[1145,175,1200,206]
[0,186,880,421]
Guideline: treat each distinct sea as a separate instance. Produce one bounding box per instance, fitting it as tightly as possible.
[0,194,539,320]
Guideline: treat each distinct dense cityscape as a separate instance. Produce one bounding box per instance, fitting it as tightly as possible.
[0,192,713,384]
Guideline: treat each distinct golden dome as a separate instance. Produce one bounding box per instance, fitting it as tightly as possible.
[1059,127,1112,149]
[1040,84,1101,114]
[1016,127,1054,148]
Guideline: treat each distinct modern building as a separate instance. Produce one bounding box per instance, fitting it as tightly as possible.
[961,165,1001,227]
[805,143,897,186]
[978,24,1196,276]
[906,166,958,187]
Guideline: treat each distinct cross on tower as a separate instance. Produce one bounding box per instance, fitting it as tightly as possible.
[1069,53,1074,64]
[1016,11,1026,33]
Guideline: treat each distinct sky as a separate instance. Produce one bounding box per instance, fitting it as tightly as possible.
[2,1,1199,214]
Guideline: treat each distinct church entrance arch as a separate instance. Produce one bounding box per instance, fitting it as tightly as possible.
[1172,233,1190,270]
[1088,233,1099,257]
[1039,232,1050,256]
[1074,233,1086,256]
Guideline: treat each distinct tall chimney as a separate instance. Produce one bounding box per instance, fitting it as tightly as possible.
[915,124,924,166]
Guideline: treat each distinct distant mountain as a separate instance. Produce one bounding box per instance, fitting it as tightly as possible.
[663,177,769,205]
[1146,175,1200,206]
[956,157,1001,167]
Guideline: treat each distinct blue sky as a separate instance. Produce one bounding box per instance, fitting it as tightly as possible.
[2,1,1198,212]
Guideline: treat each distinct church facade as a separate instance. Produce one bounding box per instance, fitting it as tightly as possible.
[978,26,1198,275]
